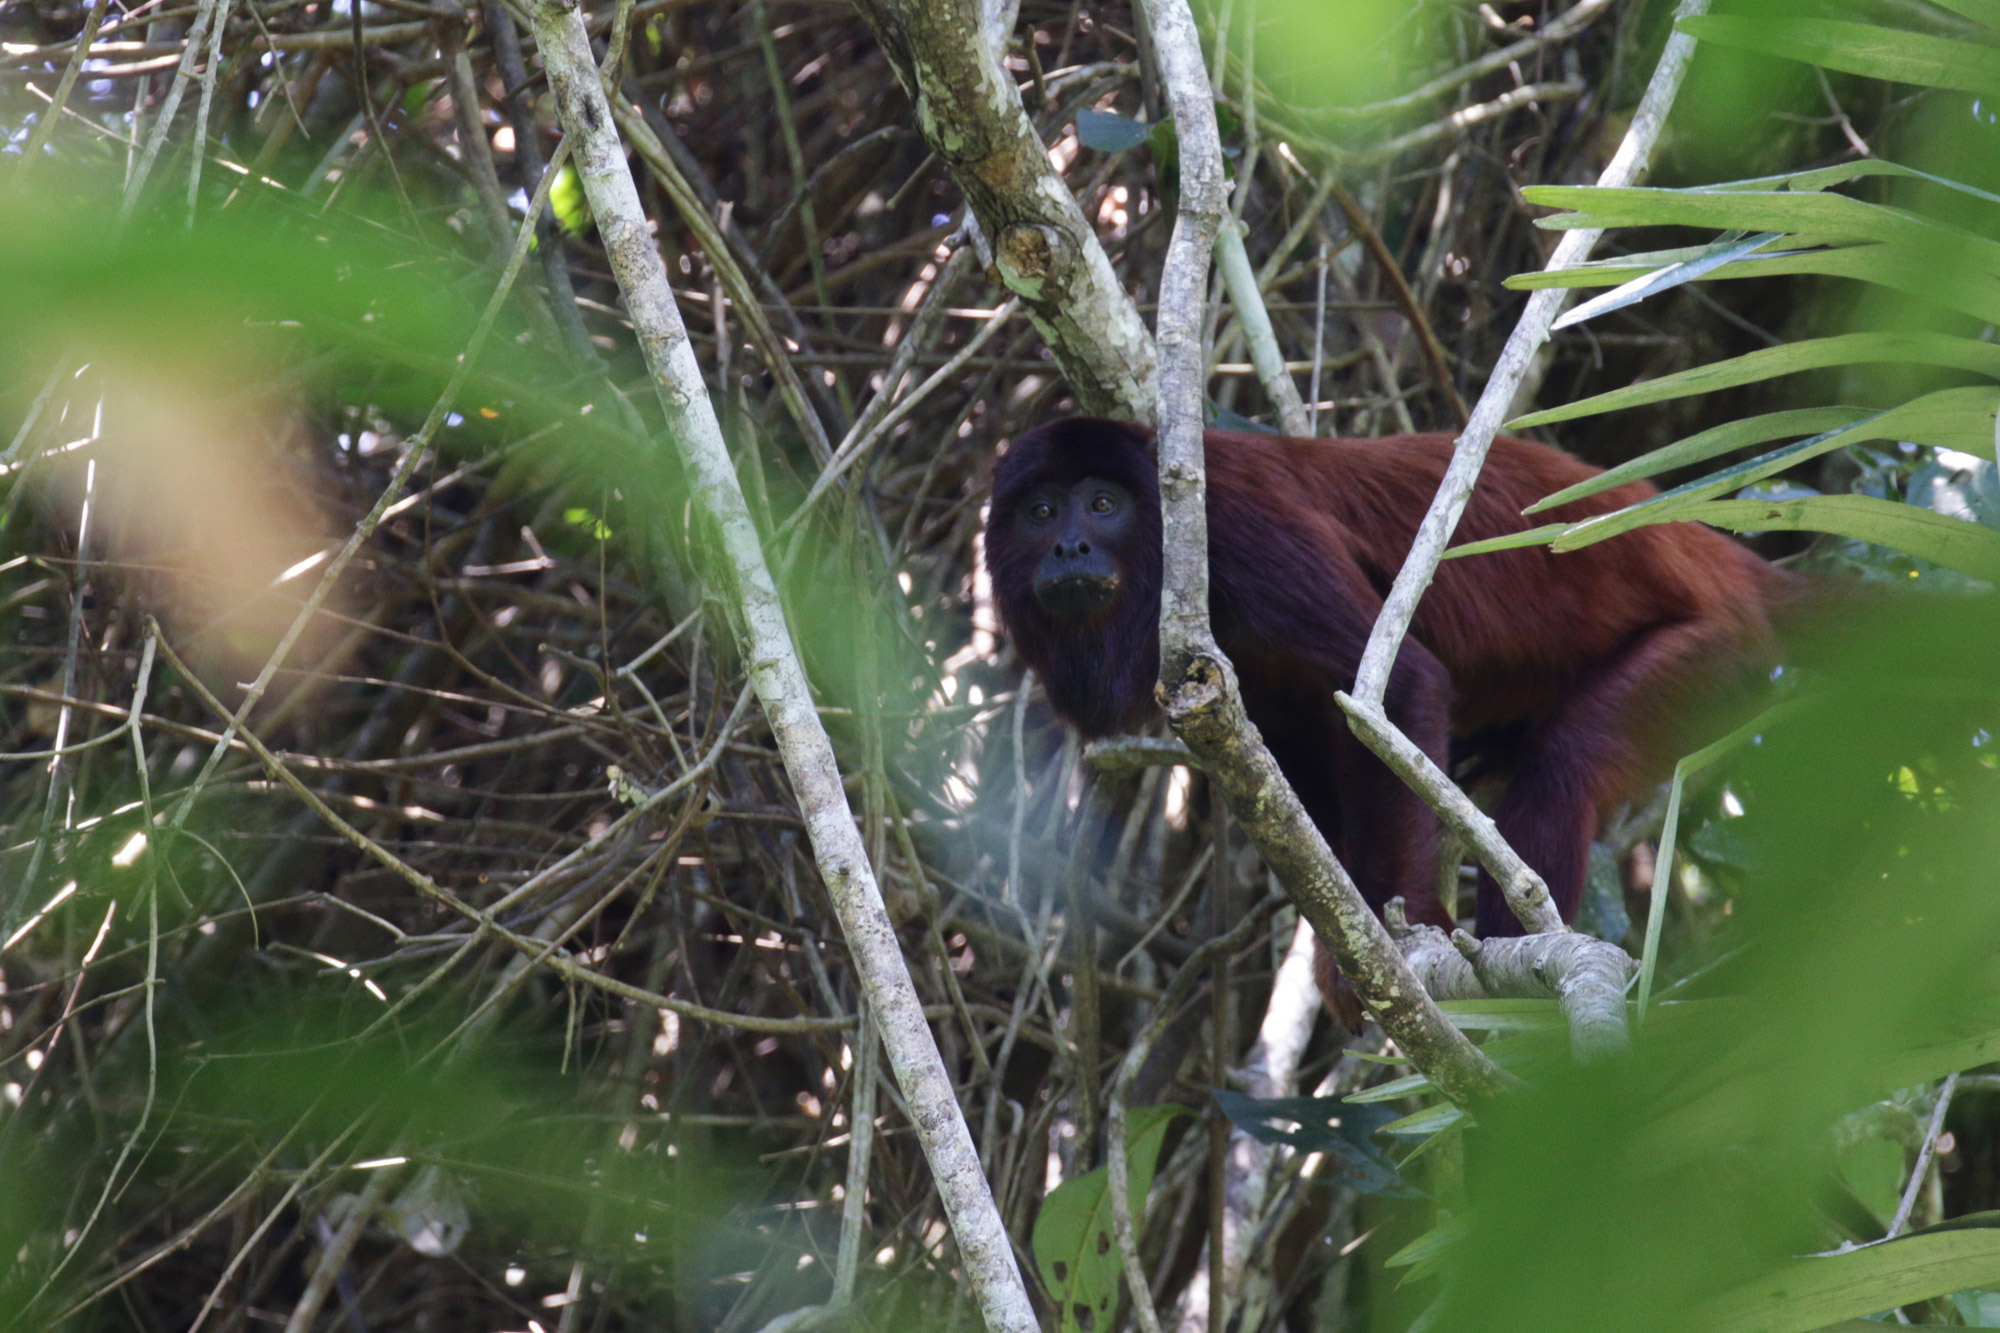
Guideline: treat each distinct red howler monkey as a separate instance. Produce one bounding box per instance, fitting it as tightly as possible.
[985,417,1792,973]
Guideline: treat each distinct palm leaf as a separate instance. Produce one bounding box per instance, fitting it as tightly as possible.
[1680,16,2000,98]
[1547,388,1997,551]
[1693,1222,2000,1333]
[1689,495,2000,581]
[1510,334,2000,429]
[1524,408,1873,512]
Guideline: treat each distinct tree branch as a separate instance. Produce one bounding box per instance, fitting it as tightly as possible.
[849,0,1158,420]
[1139,0,1507,1107]
[1352,0,1713,707]
[520,3,1037,1328]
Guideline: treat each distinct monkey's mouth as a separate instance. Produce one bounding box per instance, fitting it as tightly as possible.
[1034,573,1120,618]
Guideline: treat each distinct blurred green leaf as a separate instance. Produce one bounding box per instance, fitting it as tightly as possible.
[1427,601,2000,1332]
[551,160,592,235]
[1931,0,2000,27]
[1258,0,1432,111]
[1149,116,1179,194]
[564,505,614,540]
[1385,1208,1468,1284]
[1694,1222,2000,1332]
[401,78,438,116]
[1680,16,2000,99]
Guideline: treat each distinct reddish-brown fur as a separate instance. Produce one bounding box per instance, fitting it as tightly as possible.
[987,418,1792,969]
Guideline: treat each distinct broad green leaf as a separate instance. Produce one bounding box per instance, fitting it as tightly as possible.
[1549,388,1998,551]
[1031,1104,1184,1333]
[1693,1223,2000,1333]
[1883,1030,2000,1090]
[1930,0,2000,27]
[1678,16,2000,99]
[1509,333,2000,429]
[1691,495,2000,581]
[1525,408,1872,512]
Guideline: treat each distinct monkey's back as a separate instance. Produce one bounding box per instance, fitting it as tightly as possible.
[1202,429,1790,736]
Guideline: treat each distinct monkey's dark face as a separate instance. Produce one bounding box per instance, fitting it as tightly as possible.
[1013,476,1135,619]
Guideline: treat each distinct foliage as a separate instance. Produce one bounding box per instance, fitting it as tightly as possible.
[1468,4,2000,590]
[1,0,1996,1329]
[1030,1104,1184,1333]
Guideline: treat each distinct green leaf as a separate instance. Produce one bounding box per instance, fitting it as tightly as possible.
[1444,522,1571,559]
[400,78,438,116]
[551,162,592,236]
[1525,184,1920,246]
[1552,232,1782,331]
[1031,1104,1185,1333]
[1149,116,1180,192]
[1343,1073,1432,1104]
[1524,183,2000,262]
[1707,157,2000,205]
[1212,1091,1418,1196]
[1930,0,2000,27]
[1678,16,2000,98]
[1548,388,1998,551]
[1693,1222,2000,1333]
[1509,333,2000,429]
[1524,408,1873,512]
[1076,108,1153,154]
[1691,495,2000,582]
[1378,1102,1466,1137]
[1883,1030,2000,1090]
[1513,184,2000,322]
[1384,1209,1470,1273]
[1523,243,2000,327]
[563,506,613,540]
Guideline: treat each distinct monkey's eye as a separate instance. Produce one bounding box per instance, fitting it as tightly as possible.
[1028,500,1055,522]
[1089,493,1116,515]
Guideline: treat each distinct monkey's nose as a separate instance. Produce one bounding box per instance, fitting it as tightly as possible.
[1051,539,1092,558]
